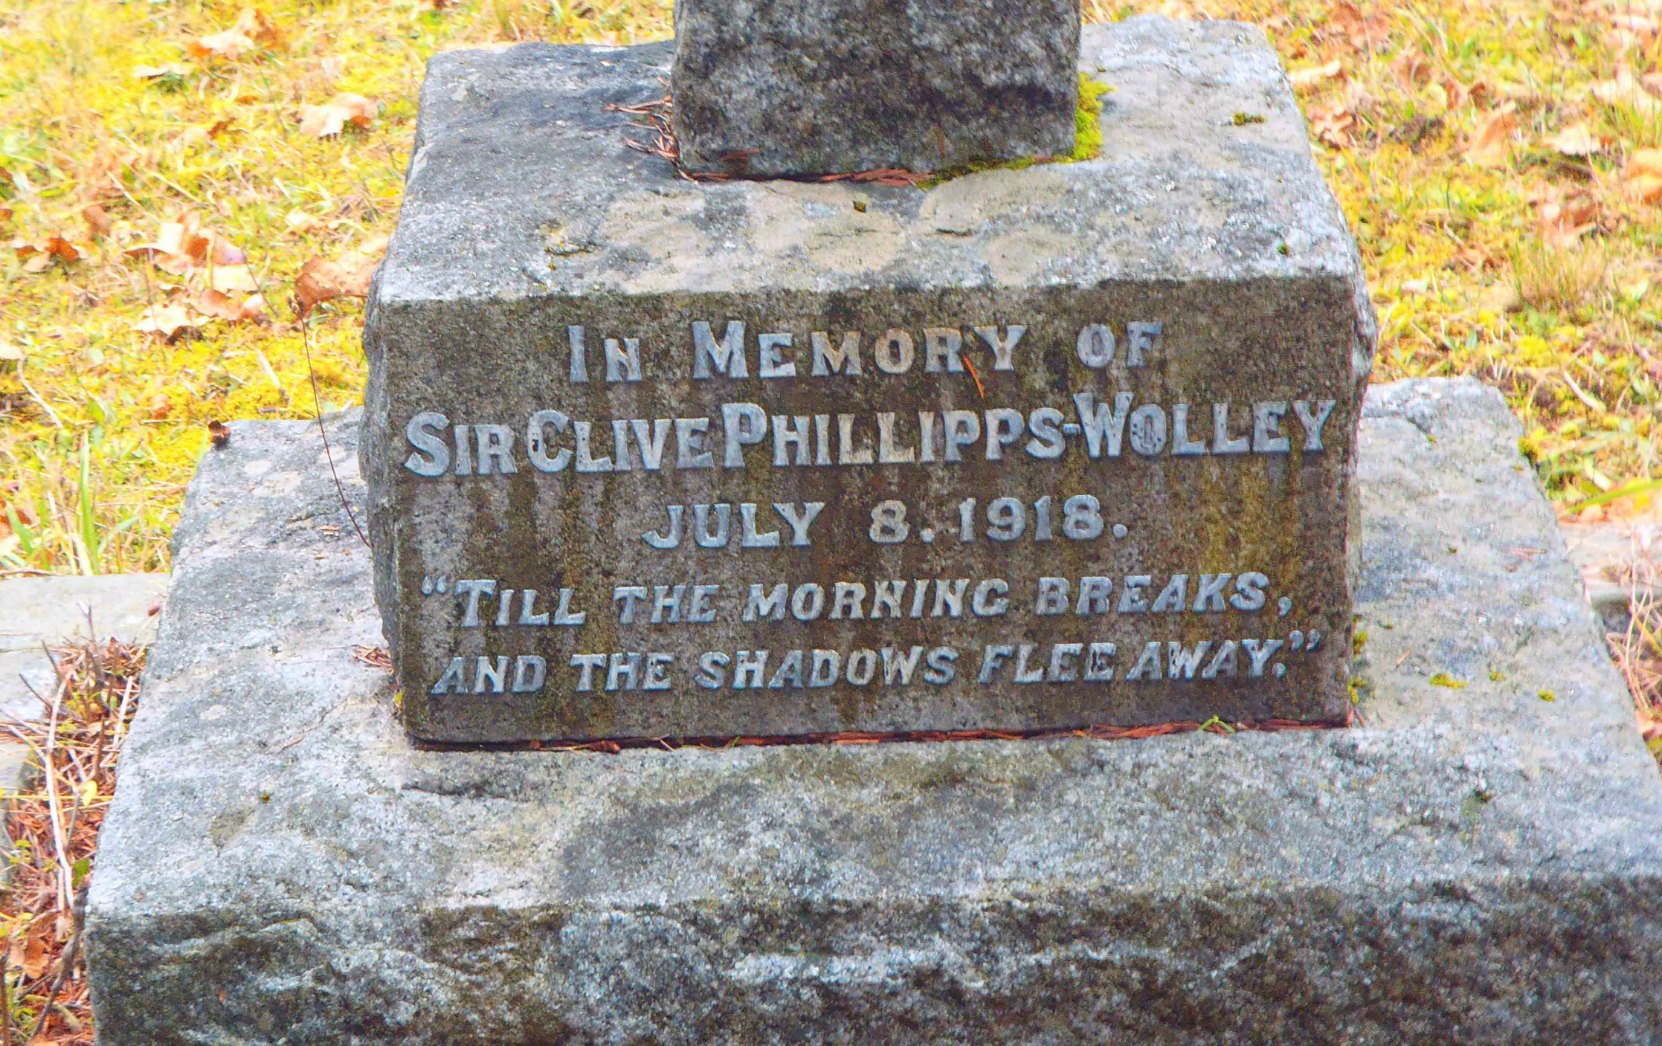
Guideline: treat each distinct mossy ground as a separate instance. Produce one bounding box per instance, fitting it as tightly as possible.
[1,0,1660,575]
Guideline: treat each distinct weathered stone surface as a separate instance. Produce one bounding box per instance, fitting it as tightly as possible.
[366,18,1376,744]
[669,0,1080,175]
[87,379,1662,1043]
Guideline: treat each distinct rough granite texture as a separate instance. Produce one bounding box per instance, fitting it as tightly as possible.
[669,0,1080,175]
[365,18,1378,743]
[87,378,1662,1043]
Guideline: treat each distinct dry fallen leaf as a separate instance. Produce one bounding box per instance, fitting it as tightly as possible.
[1331,1,1393,50]
[44,235,83,262]
[1625,148,1662,204]
[188,8,283,61]
[194,288,267,322]
[0,338,23,361]
[295,237,387,315]
[1593,69,1662,117]
[83,203,113,239]
[1466,105,1517,166]
[1537,190,1601,247]
[1545,123,1605,158]
[208,420,231,447]
[125,213,246,276]
[1391,49,1433,88]
[13,234,86,272]
[134,302,201,341]
[1309,102,1357,149]
[295,257,374,314]
[10,917,53,979]
[298,93,375,138]
[1288,60,1343,89]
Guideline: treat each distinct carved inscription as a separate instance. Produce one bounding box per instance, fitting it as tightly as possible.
[398,318,1348,733]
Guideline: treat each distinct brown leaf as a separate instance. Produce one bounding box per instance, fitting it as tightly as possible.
[44,235,84,262]
[1331,2,1393,50]
[1466,105,1517,166]
[298,93,375,138]
[125,213,245,277]
[1626,148,1662,204]
[1391,49,1433,87]
[83,203,113,239]
[194,288,266,322]
[1309,103,1356,149]
[208,420,231,447]
[15,916,53,979]
[12,234,84,270]
[188,8,283,61]
[1537,190,1601,247]
[134,302,201,341]
[294,238,386,315]
[192,289,240,321]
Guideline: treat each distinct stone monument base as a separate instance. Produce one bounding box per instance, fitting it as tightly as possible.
[85,378,1662,1042]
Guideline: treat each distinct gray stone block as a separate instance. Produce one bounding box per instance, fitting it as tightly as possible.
[86,379,1662,1043]
[669,0,1080,175]
[366,18,1377,743]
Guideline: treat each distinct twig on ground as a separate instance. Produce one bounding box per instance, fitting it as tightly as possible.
[1,636,147,1045]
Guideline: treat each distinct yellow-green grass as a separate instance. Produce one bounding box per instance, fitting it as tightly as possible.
[1,0,1658,574]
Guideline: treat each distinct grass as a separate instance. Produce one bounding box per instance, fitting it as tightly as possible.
[0,0,1660,576]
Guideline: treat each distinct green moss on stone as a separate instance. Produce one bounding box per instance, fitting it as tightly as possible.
[1430,673,1468,689]
[921,75,1110,187]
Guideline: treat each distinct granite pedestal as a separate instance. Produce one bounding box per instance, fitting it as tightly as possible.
[365,18,1376,744]
[84,378,1662,1043]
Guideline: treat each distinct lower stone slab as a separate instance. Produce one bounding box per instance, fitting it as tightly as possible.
[0,572,168,870]
[86,378,1662,1042]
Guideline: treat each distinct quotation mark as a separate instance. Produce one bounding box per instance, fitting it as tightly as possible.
[1286,630,1324,652]
[421,575,452,596]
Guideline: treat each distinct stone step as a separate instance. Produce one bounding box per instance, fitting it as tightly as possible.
[1561,519,1662,636]
[0,573,168,830]
[82,379,1662,1041]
